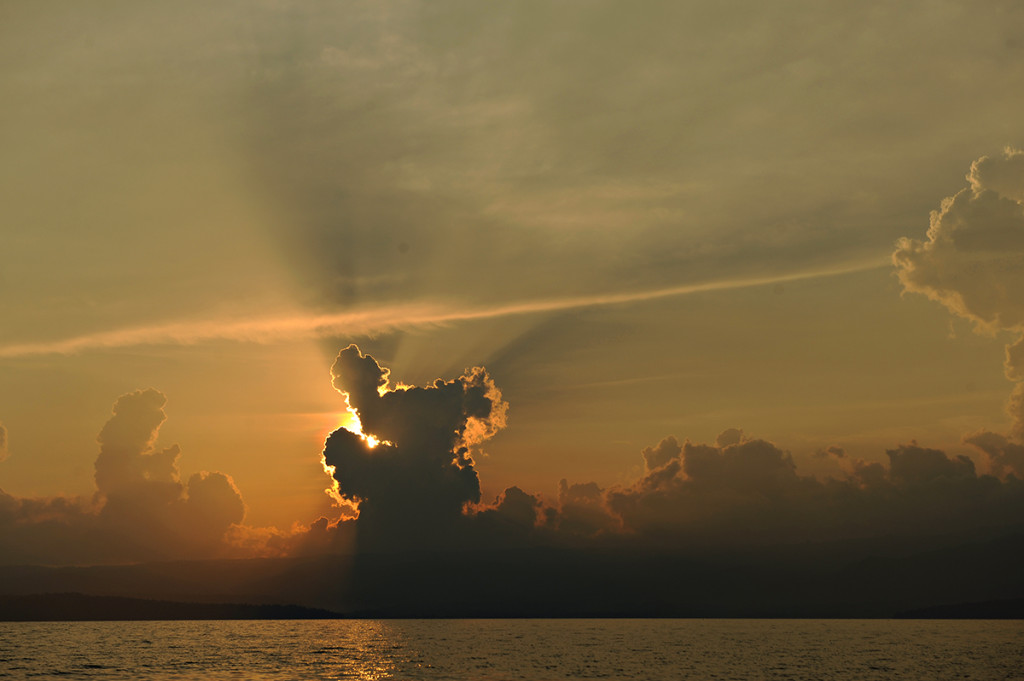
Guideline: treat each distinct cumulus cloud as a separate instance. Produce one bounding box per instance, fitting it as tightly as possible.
[814,445,846,459]
[311,347,1024,554]
[549,479,619,539]
[322,345,507,550]
[0,389,248,565]
[8,347,1023,566]
[95,389,180,494]
[894,148,1024,438]
[714,428,744,448]
[963,430,1024,479]
[894,148,1024,331]
[641,435,681,471]
[91,389,246,557]
[543,430,1024,549]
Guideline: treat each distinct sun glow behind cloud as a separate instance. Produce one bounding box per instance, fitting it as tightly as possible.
[319,385,394,519]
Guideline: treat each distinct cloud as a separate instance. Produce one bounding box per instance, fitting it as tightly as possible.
[544,430,1024,549]
[0,389,249,565]
[894,148,1024,437]
[0,423,6,462]
[714,428,744,448]
[95,389,180,494]
[0,259,884,358]
[963,430,1024,479]
[894,148,1024,333]
[641,435,681,471]
[322,345,507,550]
[467,486,547,549]
[312,346,1024,555]
[92,389,246,557]
[549,479,619,539]
[814,445,846,459]
[5,346,1023,566]
[885,442,976,485]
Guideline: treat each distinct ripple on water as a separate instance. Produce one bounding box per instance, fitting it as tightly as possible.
[0,619,1022,680]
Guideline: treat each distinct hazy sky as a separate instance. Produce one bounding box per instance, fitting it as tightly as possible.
[2,1,1024,554]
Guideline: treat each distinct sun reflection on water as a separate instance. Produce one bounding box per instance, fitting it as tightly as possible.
[314,621,405,681]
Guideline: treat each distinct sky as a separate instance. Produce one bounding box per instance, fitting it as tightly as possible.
[2,1,1024,565]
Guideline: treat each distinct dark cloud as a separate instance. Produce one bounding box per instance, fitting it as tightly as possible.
[714,428,744,448]
[315,349,1024,556]
[885,442,975,485]
[546,431,1024,550]
[467,486,546,549]
[0,423,6,462]
[964,430,1024,479]
[0,490,127,566]
[6,347,1024,569]
[641,435,680,471]
[323,344,507,550]
[0,389,248,566]
[550,479,619,539]
[486,486,542,529]
[814,445,846,459]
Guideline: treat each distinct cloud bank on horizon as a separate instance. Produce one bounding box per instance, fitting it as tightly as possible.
[287,156,1024,551]
[292,342,1024,556]
[4,147,1024,564]
[3,340,1024,566]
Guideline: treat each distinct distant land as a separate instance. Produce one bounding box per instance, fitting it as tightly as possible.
[1,592,1021,621]
[894,598,1024,620]
[0,593,339,622]
[1,531,1021,619]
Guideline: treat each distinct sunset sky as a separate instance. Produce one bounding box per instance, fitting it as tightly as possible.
[2,1,1024,562]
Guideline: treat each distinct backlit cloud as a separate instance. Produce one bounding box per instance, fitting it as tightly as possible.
[323,345,507,550]
[307,348,1024,555]
[894,148,1024,437]
[894,148,1024,333]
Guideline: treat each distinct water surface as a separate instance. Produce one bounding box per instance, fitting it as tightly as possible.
[1,618,1021,680]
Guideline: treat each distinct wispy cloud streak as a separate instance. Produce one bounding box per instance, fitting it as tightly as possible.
[0,259,886,358]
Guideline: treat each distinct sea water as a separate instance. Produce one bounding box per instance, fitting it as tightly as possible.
[0,619,1021,680]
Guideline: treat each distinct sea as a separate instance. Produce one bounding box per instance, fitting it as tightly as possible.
[0,619,1021,680]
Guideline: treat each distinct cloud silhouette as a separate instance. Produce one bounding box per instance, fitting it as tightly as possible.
[0,423,7,462]
[814,445,846,459]
[323,344,507,550]
[313,347,1024,555]
[641,435,681,471]
[963,430,1024,479]
[543,430,1024,549]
